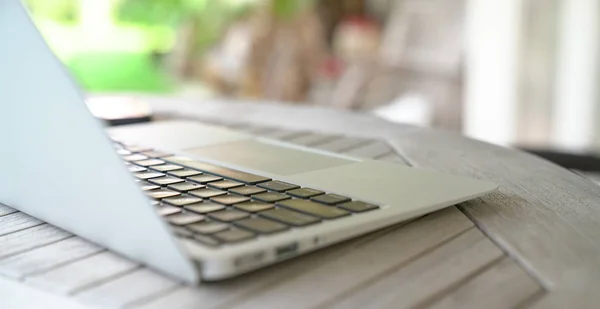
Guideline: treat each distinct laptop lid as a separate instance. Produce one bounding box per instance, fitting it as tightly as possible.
[0,0,197,283]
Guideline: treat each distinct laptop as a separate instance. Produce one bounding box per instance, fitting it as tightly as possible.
[0,0,497,284]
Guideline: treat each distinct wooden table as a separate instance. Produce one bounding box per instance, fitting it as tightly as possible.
[2,96,600,309]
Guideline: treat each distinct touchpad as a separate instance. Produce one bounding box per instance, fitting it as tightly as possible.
[184,140,356,176]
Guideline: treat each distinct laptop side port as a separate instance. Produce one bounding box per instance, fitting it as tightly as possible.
[275,243,298,259]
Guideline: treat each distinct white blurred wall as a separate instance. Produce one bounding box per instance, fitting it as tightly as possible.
[464,0,600,152]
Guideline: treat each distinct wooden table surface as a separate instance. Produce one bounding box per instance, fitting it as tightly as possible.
[2,96,600,309]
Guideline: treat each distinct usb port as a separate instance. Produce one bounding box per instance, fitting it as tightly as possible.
[275,243,298,258]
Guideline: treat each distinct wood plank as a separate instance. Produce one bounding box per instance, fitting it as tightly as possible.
[75,269,178,309]
[389,130,600,293]
[0,224,71,259]
[133,213,431,309]
[343,141,395,159]
[0,276,90,309]
[225,207,474,309]
[25,251,139,295]
[0,204,17,217]
[327,228,505,309]
[427,257,544,309]
[0,212,43,236]
[0,237,103,280]
[312,136,374,153]
[529,290,600,309]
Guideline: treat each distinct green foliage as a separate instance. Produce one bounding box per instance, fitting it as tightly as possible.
[116,0,200,25]
[116,0,208,26]
[272,0,313,18]
[25,0,80,24]
[67,53,172,92]
[116,0,250,51]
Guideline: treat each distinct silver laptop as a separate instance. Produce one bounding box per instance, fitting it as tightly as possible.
[0,0,496,284]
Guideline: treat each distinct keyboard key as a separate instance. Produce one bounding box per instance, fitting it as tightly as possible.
[208,180,244,190]
[162,196,203,207]
[188,174,223,184]
[187,221,229,234]
[211,194,250,205]
[193,234,221,246]
[166,213,204,226]
[164,157,271,184]
[257,181,299,192]
[133,171,165,180]
[171,226,193,238]
[141,150,173,158]
[168,169,202,178]
[156,204,182,216]
[260,208,320,226]
[151,164,184,172]
[229,186,266,196]
[234,217,288,234]
[278,199,350,219]
[135,159,166,167]
[167,182,204,192]
[234,201,274,213]
[207,209,250,222]
[123,146,152,153]
[189,188,227,199]
[252,192,291,203]
[338,201,379,212]
[213,229,255,243]
[147,189,180,199]
[149,177,185,186]
[288,188,324,198]
[140,182,160,191]
[129,165,147,173]
[123,154,149,162]
[184,202,226,214]
[311,194,350,205]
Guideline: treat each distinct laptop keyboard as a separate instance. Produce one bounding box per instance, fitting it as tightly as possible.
[114,142,380,248]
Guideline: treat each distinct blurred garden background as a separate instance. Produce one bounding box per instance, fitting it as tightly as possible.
[27,0,402,105]
[28,0,600,155]
[26,0,259,93]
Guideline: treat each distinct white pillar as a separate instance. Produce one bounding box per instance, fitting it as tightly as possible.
[552,0,600,152]
[463,0,523,145]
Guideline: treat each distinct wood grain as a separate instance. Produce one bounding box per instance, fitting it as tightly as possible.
[0,276,90,309]
[75,269,178,309]
[427,257,543,309]
[0,203,17,217]
[389,130,600,293]
[0,224,71,260]
[0,236,103,279]
[225,207,473,309]
[0,212,43,237]
[25,251,139,295]
[327,228,504,309]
